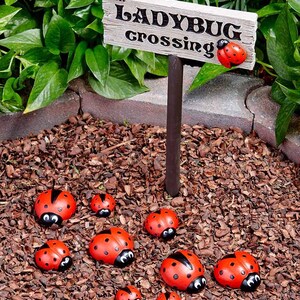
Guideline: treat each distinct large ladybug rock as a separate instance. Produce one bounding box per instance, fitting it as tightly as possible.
[35,240,72,272]
[157,291,181,300]
[89,227,134,268]
[213,251,261,292]
[90,193,116,217]
[115,285,141,300]
[34,189,76,227]
[160,250,206,294]
[216,39,247,68]
[144,208,179,240]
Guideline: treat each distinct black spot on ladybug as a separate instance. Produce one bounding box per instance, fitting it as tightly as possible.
[230,262,235,266]
[44,205,48,208]
[173,274,179,280]
[44,251,47,255]
[94,245,98,250]
[124,242,128,246]
[150,226,153,230]
[38,258,41,261]
[250,265,254,269]
[163,268,166,272]
[230,275,235,280]
[105,238,109,242]
[117,231,122,234]
[172,262,177,267]
[115,247,119,251]
[241,270,246,275]
[54,258,57,261]
[158,224,161,228]
[37,200,40,203]
[170,221,173,225]
[64,194,68,197]
[58,207,62,212]
[45,263,49,266]
[63,250,66,253]
[104,251,109,255]
[67,204,70,209]
[199,267,202,272]
[219,270,223,275]
[188,253,192,256]
[242,254,247,257]
[187,274,191,278]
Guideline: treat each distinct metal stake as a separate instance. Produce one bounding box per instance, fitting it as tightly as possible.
[165,55,184,197]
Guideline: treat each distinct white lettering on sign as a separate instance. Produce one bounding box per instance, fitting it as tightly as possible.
[103,0,257,69]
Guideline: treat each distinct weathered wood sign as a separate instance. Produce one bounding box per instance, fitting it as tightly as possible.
[103,0,257,69]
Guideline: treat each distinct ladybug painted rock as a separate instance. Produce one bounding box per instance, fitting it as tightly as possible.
[160,250,206,294]
[213,251,261,292]
[89,227,134,268]
[157,291,181,300]
[216,39,247,68]
[35,240,72,271]
[144,208,179,240]
[34,189,76,227]
[115,285,142,300]
[90,193,116,217]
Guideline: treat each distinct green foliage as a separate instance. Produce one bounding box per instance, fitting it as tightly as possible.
[186,0,300,146]
[0,0,168,113]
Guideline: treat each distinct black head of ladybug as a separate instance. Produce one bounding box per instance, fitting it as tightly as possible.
[241,273,261,292]
[40,213,63,227]
[114,249,135,268]
[216,39,229,50]
[161,228,176,240]
[97,208,111,218]
[186,276,207,294]
[57,256,73,272]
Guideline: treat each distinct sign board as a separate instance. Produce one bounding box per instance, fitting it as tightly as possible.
[103,0,258,69]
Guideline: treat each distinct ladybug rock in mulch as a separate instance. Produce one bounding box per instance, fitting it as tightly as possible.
[213,251,261,292]
[34,189,76,227]
[35,240,72,272]
[89,227,134,268]
[160,250,206,294]
[216,39,247,68]
[90,193,116,217]
[157,291,181,299]
[144,208,179,240]
[115,285,142,300]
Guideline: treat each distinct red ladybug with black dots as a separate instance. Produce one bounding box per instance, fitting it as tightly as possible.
[157,291,181,300]
[213,251,261,292]
[144,208,179,240]
[160,250,206,294]
[115,285,142,300]
[34,189,76,227]
[216,39,247,68]
[90,193,116,217]
[89,227,134,268]
[34,240,72,271]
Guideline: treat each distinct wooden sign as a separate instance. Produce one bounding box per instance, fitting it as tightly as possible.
[103,0,258,69]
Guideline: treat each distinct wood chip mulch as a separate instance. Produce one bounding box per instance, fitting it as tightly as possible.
[0,113,299,300]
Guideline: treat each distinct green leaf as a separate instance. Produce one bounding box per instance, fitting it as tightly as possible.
[24,62,68,113]
[0,50,15,78]
[0,29,42,52]
[66,0,94,9]
[5,0,18,5]
[256,4,285,18]
[275,99,297,145]
[135,50,156,69]
[124,55,148,86]
[289,0,300,14]
[34,0,57,8]
[189,63,231,92]
[85,19,103,33]
[14,65,39,90]
[45,15,76,54]
[91,5,104,19]
[1,77,24,112]
[68,41,88,82]
[20,47,61,67]
[89,62,149,99]
[276,81,300,104]
[85,45,110,85]
[147,54,168,77]
[0,5,21,31]
[110,46,132,62]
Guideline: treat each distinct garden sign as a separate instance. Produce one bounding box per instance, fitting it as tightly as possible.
[103,0,258,196]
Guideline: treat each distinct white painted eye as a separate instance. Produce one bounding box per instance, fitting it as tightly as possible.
[202,278,206,284]
[168,228,173,233]
[247,278,254,287]
[255,275,260,282]
[120,257,125,263]
[194,281,201,289]
[43,214,50,221]
[128,252,134,258]
[51,215,59,223]
[61,257,70,266]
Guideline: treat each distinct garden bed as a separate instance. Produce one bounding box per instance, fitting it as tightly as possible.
[0,114,299,299]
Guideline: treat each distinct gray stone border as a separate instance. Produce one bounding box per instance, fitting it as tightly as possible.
[0,66,299,164]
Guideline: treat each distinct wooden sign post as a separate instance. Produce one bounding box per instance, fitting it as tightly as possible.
[103,0,257,196]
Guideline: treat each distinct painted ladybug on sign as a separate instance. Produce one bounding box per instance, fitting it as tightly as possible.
[144,208,179,240]
[213,251,261,292]
[34,189,76,227]
[34,240,72,271]
[115,285,142,300]
[89,227,134,268]
[160,250,206,294]
[157,291,181,300]
[216,39,247,68]
[90,193,116,217]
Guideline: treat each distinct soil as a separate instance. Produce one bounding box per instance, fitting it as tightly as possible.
[0,113,299,300]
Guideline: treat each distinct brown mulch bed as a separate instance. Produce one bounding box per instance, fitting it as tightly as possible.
[0,113,299,300]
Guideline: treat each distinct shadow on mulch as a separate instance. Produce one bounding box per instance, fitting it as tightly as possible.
[0,113,299,300]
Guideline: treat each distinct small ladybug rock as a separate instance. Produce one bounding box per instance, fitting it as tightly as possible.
[213,251,261,292]
[89,227,134,268]
[115,285,142,300]
[160,250,206,294]
[90,193,116,217]
[34,189,76,227]
[216,39,247,68]
[35,240,72,271]
[144,208,179,240]
[157,291,181,300]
